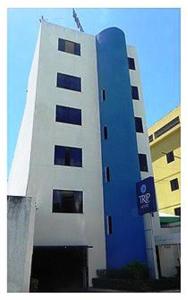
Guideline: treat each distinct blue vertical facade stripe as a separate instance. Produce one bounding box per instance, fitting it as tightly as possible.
[96,27,147,268]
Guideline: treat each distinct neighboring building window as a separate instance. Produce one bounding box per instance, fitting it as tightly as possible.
[107,216,112,235]
[131,86,139,100]
[174,207,181,216]
[149,135,153,143]
[57,73,81,92]
[54,145,82,167]
[103,126,108,139]
[58,38,81,56]
[170,178,179,191]
[135,117,144,133]
[53,190,83,213]
[166,151,175,163]
[138,154,148,172]
[105,166,111,182]
[128,57,136,70]
[56,105,81,125]
[154,116,180,139]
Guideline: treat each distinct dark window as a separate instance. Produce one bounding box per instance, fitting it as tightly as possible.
[174,207,181,216]
[54,145,82,167]
[135,117,144,133]
[57,73,81,92]
[74,43,81,55]
[139,154,148,172]
[166,151,175,163]
[105,166,111,182]
[104,126,108,139]
[170,178,179,191]
[149,135,153,143]
[131,86,139,100]
[154,117,180,139]
[53,190,83,213]
[56,105,81,125]
[58,38,81,56]
[101,89,106,101]
[107,216,112,235]
[128,57,136,70]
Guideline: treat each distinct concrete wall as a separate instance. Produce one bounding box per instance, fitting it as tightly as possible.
[149,116,180,215]
[25,21,106,285]
[156,225,180,277]
[158,244,180,277]
[7,196,36,292]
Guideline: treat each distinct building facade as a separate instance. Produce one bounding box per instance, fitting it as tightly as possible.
[148,107,181,216]
[8,21,159,291]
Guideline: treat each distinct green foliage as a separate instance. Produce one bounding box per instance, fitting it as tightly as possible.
[97,260,149,280]
[121,261,149,279]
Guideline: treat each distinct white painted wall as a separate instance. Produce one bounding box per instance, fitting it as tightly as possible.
[128,46,160,279]
[25,21,106,285]
[7,196,36,292]
[8,29,41,196]
[127,46,154,176]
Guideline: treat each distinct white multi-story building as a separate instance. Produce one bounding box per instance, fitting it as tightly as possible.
[8,20,159,292]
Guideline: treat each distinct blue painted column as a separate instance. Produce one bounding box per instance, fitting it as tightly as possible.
[96,27,147,268]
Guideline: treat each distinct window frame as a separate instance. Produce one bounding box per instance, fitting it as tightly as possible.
[138,153,148,172]
[170,178,179,191]
[154,116,180,139]
[128,57,136,70]
[174,207,181,216]
[131,86,139,100]
[54,145,82,167]
[106,215,112,235]
[135,117,144,133]
[56,105,82,126]
[166,151,175,164]
[56,73,81,92]
[101,88,106,101]
[52,189,83,213]
[105,166,111,182]
[103,126,108,140]
[58,38,81,56]
[149,135,153,143]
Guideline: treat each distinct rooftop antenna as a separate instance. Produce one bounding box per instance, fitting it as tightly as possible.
[39,16,45,22]
[73,8,84,32]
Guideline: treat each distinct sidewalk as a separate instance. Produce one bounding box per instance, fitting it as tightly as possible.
[87,288,122,292]
[87,288,180,293]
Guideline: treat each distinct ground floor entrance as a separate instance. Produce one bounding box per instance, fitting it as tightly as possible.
[30,246,88,292]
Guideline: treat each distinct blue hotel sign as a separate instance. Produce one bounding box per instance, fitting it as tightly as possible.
[136,176,157,215]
